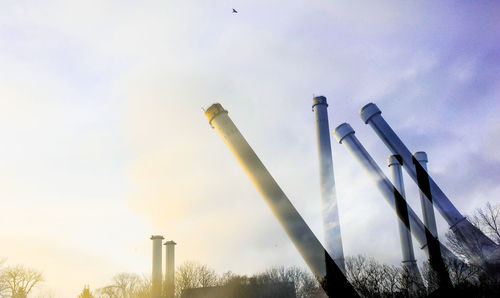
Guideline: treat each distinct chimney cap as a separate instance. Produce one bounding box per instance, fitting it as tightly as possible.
[164,240,177,245]
[413,151,428,163]
[388,154,403,167]
[312,96,328,110]
[205,103,228,127]
[333,123,355,144]
[360,103,381,124]
[150,235,165,240]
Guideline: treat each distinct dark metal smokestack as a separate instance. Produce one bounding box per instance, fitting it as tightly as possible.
[205,103,359,298]
[312,96,345,272]
[151,235,164,298]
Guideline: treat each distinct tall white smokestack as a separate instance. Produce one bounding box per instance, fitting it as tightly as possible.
[388,155,424,291]
[333,123,435,250]
[164,240,176,298]
[151,235,164,298]
[359,103,500,272]
[333,123,454,290]
[312,96,345,272]
[205,103,359,298]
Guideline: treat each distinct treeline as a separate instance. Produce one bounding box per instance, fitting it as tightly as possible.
[2,202,498,297]
[343,201,500,297]
[174,262,324,298]
[345,255,499,297]
[0,264,44,298]
[79,201,500,298]
[77,263,323,298]
[79,254,499,298]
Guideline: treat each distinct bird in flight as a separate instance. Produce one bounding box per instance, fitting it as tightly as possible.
[232,8,238,13]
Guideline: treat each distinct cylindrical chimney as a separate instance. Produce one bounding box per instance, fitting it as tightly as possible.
[205,103,359,298]
[334,123,452,289]
[151,235,164,298]
[388,155,424,290]
[312,95,345,272]
[164,240,176,298]
[413,152,439,239]
[359,103,500,269]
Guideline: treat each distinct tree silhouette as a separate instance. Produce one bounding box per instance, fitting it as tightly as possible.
[77,285,95,298]
[254,265,324,298]
[446,202,500,271]
[175,261,218,297]
[96,273,151,298]
[0,265,43,298]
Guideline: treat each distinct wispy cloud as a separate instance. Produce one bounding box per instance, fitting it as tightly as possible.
[0,1,499,296]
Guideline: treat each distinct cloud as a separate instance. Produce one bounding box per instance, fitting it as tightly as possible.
[1,1,499,296]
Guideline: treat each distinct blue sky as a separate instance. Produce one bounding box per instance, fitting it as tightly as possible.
[0,1,499,296]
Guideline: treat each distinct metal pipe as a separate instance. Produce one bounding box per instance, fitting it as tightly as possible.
[359,103,500,268]
[164,240,176,298]
[333,123,452,289]
[413,152,439,239]
[312,96,345,272]
[151,235,164,298]
[205,103,359,298]
[388,155,424,289]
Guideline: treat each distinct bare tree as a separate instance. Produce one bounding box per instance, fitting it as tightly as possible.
[345,255,379,297]
[379,263,404,295]
[345,255,407,298]
[217,271,239,286]
[0,259,7,297]
[132,275,152,298]
[0,281,7,298]
[175,261,218,296]
[446,216,486,262]
[0,265,43,298]
[446,202,500,270]
[112,273,142,298]
[96,273,151,298]
[196,265,218,288]
[255,265,324,298]
[77,285,95,298]
[95,285,118,298]
[175,261,200,296]
[475,202,500,244]
[445,258,481,286]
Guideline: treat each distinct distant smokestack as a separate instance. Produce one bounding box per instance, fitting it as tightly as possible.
[164,240,176,298]
[151,235,164,298]
[388,155,424,290]
[312,96,345,272]
[205,103,359,298]
[413,152,438,239]
[359,103,500,270]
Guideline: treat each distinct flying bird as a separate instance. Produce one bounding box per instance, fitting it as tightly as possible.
[232,8,238,13]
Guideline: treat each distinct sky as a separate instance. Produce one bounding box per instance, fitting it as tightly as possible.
[0,1,499,297]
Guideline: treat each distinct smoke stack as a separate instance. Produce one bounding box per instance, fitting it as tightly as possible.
[164,240,176,298]
[151,235,164,298]
[388,155,424,290]
[413,151,438,239]
[205,103,359,298]
[360,103,500,270]
[333,123,454,289]
[312,96,345,272]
